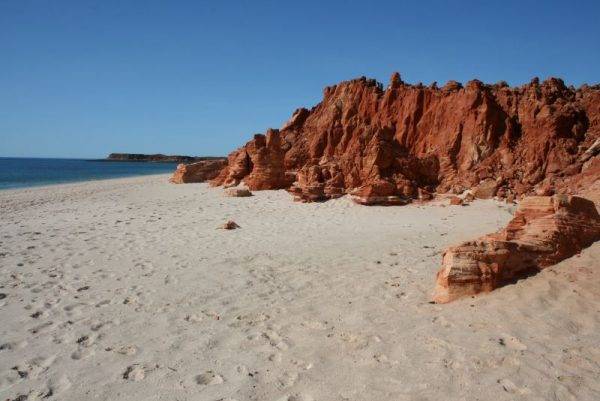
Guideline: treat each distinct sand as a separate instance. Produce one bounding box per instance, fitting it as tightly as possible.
[1,174,599,401]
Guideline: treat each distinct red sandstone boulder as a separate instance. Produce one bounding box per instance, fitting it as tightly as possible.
[449,196,463,206]
[219,220,240,230]
[224,187,252,197]
[210,73,599,204]
[433,195,600,303]
[473,179,499,199]
[170,159,227,184]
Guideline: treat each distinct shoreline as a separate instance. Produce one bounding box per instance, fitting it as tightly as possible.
[0,173,175,193]
[0,173,173,194]
[0,157,179,192]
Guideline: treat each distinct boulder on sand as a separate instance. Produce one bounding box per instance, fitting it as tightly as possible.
[449,196,463,206]
[219,220,240,230]
[224,188,253,197]
[433,195,600,303]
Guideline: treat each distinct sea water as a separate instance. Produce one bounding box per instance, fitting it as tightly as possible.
[0,157,177,190]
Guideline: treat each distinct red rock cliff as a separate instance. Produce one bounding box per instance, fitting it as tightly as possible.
[211,73,600,204]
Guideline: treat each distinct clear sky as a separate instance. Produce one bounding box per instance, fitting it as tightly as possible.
[1,0,599,158]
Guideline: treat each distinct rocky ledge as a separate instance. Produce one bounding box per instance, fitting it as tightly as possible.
[433,195,600,303]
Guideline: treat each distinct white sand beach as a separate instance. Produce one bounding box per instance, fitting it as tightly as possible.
[1,174,599,401]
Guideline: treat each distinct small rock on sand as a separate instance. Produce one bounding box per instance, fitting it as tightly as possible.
[220,220,240,230]
[225,188,253,197]
[449,196,463,206]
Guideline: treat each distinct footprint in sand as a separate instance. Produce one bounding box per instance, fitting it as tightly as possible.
[195,370,224,385]
[277,371,299,389]
[46,374,72,397]
[123,296,139,305]
[63,302,87,316]
[498,334,527,351]
[122,365,146,381]
[0,342,15,351]
[90,319,110,331]
[202,310,221,320]
[278,394,314,401]
[71,348,95,360]
[17,355,57,380]
[373,352,392,364]
[432,316,452,328]
[116,345,138,356]
[262,329,291,350]
[339,331,371,350]
[300,320,328,330]
[497,378,531,395]
[29,310,49,319]
[233,312,270,327]
[184,314,203,323]
[290,359,313,370]
[235,364,249,375]
[29,321,54,334]
[95,299,111,307]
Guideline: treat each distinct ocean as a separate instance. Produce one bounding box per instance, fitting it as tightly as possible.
[0,157,178,190]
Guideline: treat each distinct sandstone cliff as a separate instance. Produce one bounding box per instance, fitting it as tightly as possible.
[211,73,600,204]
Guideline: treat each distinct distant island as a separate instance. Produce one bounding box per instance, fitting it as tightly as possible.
[104,153,225,163]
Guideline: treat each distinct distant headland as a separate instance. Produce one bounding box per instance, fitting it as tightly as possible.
[104,153,224,163]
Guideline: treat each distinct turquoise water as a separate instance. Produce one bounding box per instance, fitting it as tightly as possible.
[0,158,178,190]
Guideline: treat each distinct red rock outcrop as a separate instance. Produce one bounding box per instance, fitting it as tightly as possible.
[170,159,227,184]
[433,195,600,303]
[211,129,292,190]
[210,73,600,204]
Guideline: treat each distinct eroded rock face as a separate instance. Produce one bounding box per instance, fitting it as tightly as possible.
[211,130,291,190]
[211,73,600,204]
[170,159,227,184]
[433,195,600,303]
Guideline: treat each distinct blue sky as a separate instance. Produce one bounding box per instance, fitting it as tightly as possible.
[1,0,599,158]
